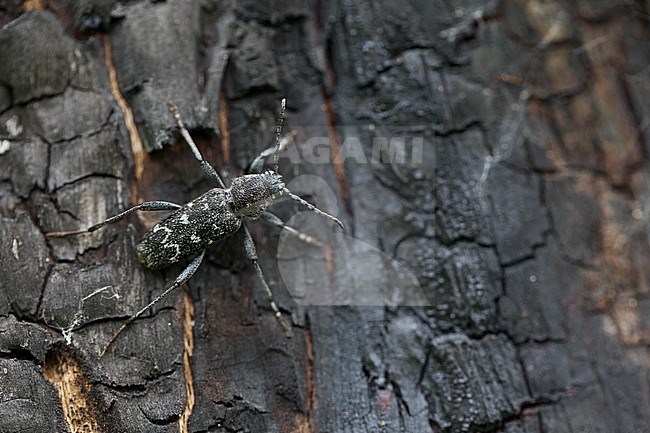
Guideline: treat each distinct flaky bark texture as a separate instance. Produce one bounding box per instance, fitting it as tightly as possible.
[1,1,649,432]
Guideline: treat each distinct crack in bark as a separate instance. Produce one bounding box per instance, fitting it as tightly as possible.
[44,347,104,433]
[218,88,231,166]
[50,172,123,194]
[311,0,354,231]
[102,35,145,206]
[304,321,316,433]
[323,96,353,227]
[178,288,195,433]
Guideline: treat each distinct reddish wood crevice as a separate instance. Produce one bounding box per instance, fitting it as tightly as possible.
[102,35,146,206]
[323,96,353,220]
[305,326,316,432]
[179,288,196,432]
[44,348,103,433]
[219,89,231,166]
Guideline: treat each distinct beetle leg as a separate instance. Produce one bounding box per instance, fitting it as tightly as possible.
[100,250,206,358]
[260,211,335,276]
[46,201,182,237]
[242,225,291,335]
[247,139,290,174]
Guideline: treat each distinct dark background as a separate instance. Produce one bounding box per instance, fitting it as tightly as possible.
[0,1,649,432]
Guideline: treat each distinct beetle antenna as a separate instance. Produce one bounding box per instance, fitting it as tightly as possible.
[273,98,286,173]
[283,188,345,229]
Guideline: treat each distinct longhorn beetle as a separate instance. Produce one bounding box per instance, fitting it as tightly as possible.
[48,99,344,357]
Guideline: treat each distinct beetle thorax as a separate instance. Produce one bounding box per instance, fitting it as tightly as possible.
[228,171,285,218]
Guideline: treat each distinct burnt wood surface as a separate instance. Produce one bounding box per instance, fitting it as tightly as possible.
[1,1,649,433]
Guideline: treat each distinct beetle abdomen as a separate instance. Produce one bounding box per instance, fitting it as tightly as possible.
[136,188,241,269]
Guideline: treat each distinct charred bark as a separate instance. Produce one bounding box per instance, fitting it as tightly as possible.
[0,1,649,433]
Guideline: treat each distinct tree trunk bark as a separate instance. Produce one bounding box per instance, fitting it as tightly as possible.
[0,1,649,433]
